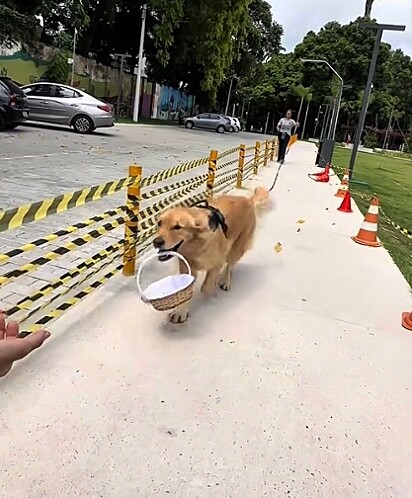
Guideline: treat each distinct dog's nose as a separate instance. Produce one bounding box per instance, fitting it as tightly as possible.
[153,237,165,249]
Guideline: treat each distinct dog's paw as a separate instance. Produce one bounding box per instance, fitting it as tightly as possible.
[168,309,189,324]
[201,285,218,298]
[219,282,231,292]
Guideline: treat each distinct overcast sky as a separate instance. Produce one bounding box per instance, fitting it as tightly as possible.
[270,0,411,56]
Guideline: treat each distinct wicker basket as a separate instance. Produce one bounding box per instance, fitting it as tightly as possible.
[136,251,195,311]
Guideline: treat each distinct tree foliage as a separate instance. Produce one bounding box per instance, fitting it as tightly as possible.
[1,0,411,139]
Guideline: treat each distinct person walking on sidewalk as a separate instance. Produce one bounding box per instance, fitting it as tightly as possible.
[277,110,299,164]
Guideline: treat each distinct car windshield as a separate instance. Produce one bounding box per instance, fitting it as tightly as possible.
[0,78,24,96]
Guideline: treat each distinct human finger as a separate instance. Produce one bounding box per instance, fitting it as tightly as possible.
[9,330,51,361]
[0,312,6,340]
[5,320,19,339]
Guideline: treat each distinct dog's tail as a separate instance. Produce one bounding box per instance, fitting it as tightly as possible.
[250,186,270,210]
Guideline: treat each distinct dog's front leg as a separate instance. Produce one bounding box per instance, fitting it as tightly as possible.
[168,259,197,324]
[201,267,221,298]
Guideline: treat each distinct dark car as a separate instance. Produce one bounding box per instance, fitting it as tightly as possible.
[0,76,30,131]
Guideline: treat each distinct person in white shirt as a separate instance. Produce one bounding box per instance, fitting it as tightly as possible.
[277,110,299,164]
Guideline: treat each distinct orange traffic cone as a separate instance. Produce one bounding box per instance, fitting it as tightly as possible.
[337,191,353,213]
[335,169,349,198]
[351,196,381,247]
[313,163,330,177]
[309,163,330,183]
[402,310,412,331]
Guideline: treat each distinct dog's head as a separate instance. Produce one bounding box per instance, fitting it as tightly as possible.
[153,205,226,261]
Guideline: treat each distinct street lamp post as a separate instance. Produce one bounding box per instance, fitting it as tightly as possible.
[301,59,343,141]
[225,77,235,116]
[132,4,147,123]
[70,28,77,87]
[348,23,405,178]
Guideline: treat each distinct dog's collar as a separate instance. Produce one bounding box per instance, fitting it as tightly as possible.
[192,200,228,238]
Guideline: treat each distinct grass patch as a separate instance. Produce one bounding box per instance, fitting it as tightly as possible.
[333,147,412,287]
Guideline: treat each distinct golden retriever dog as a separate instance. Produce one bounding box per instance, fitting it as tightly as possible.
[153,186,269,323]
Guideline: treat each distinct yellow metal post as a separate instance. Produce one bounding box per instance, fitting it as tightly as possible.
[270,137,277,162]
[123,165,142,276]
[236,144,246,188]
[206,149,218,199]
[263,140,269,167]
[274,136,279,161]
[253,141,261,175]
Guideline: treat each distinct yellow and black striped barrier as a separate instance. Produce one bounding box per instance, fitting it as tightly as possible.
[0,205,127,264]
[141,156,208,188]
[0,175,140,234]
[0,215,127,287]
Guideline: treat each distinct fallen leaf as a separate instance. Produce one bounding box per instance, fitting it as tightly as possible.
[274,242,282,253]
[296,219,305,224]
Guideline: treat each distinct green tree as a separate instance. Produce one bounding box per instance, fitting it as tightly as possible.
[47,49,70,83]
[0,0,39,45]
[293,84,312,122]
[145,0,252,108]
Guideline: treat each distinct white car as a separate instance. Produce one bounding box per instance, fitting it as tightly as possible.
[227,116,241,132]
[226,116,237,132]
[21,82,114,134]
[232,117,242,131]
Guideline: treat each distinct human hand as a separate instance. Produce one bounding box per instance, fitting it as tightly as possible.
[0,312,50,377]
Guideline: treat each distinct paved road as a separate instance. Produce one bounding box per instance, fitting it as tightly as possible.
[1,142,411,497]
[0,123,269,325]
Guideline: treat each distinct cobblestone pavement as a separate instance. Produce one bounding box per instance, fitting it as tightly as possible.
[0,123,271,324]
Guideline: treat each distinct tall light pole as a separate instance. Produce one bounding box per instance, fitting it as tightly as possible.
[301,59,343,141]
[70,28,77,86]
[225,77,235,116]
[133,4,147,123]
[348,23,405,178]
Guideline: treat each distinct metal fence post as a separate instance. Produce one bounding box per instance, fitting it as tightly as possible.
[272,137,279,161]
[236,144,246,188]
[270,137,277,162]
[206,150,218,199]
[253,141,261,175]
[123,164,142,276]
[263,140,269,167]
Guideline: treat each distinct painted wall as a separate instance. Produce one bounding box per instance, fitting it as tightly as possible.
[0,42,196,120]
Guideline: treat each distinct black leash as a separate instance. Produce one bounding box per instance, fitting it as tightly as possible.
[268,160,284,192]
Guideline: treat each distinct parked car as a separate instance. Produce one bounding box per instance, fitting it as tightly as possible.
[184,113,230,133]
[0,76,30,131]
[227,116,242,132]
[21,82,115,134]
[233,117,242,131]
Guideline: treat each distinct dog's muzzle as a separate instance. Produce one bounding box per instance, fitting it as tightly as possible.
[156,239,184,262]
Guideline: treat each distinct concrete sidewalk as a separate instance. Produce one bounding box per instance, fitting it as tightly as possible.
[1,142,412,497]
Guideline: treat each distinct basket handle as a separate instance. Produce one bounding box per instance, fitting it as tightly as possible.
[136,251,192,295]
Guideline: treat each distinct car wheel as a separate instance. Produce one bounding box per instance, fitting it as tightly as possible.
[72,115,94,134]
[216,125,225,134]
[185,120,194,129]
[229,126,235,133]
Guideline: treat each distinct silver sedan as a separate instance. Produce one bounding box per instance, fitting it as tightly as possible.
[21,82,115,134]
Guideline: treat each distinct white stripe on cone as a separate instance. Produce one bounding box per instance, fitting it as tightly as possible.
[368,205,379,215]
[361,221,378,232]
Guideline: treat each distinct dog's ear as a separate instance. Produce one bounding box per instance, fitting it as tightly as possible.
[188,210,212,232]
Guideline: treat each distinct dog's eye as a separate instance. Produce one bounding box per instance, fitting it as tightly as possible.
[158,220,162,227]
[173,225,182,230]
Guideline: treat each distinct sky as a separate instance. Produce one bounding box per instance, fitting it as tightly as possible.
[270,0,411,56]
